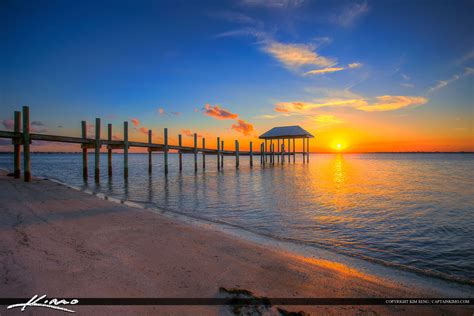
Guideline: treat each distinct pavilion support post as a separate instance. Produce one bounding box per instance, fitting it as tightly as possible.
[13,111,21,178]
[148,129,152,174]
[287,138,291,162]
[264,139,267,163]
[281,143,285,164]
[302,138,305,164]
[221,140,224,168]
[124,121,129,178]
[22,106,31,182]
[249,141,253,167]
[307,138,310,163]
[178,134,183,172]
[202,138,206,169]
[260,143,264,165]
[81,121,88,180]
[293,138,295,163]
[217,137,220,170]
[164,128,169,174]
[94,118,101,182]
[108,124,113,176]
[193,133,197,172]
[277,139,280,163]
[235,140,239,169]
[271,143,275,164]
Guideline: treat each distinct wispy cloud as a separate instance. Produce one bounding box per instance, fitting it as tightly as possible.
[304,62,362,76]
[231,119,254,136]
[273,95,428,113]
[356,96,428,112]
[330,1,369,27]
[275,99,367,113]
[304,67,345,75]
[401,83,415,88]
[311,114,344,127]
[157,107,180,116]
[263,41,336,69]
[427,67,474,94]
[203,104,238,120]
[182,129,203,138]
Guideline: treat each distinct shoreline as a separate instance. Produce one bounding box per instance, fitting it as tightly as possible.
[45,174,474,296]
[0,171,472,315]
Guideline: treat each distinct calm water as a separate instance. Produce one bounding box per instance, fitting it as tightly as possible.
[1,153,473,285]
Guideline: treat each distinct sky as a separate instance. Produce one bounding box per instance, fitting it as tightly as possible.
[0,0,473,152]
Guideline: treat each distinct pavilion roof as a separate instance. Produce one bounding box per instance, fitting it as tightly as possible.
[259,125,314,139]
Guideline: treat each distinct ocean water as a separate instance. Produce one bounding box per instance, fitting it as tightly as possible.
[1,153,473,285]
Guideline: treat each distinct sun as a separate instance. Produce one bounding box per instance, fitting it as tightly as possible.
[331,140,347,152]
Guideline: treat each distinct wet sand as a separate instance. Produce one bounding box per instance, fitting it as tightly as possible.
[0,172,471,315]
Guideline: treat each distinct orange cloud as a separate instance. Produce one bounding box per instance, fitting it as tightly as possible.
[131,118,140,127]
[356,96,428,112]
[203,104,238,120]
[139,127,149,134]
[275,99,367,113]
[231,119,254,136]
[274,95,427,114]
[182,129,202,138]
[305,67,345,75]
[263,41,336,69]
[304,63,362,76]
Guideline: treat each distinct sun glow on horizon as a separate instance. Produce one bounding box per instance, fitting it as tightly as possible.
[331,140,347,152]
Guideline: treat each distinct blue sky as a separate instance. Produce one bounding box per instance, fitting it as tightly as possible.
[1,0,473,151]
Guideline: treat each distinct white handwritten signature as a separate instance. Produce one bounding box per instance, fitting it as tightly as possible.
[7,294,78,313]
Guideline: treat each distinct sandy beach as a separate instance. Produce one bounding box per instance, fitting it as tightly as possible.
[0,172,471,315]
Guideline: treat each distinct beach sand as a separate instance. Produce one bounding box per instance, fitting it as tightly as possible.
[0,172,471,315]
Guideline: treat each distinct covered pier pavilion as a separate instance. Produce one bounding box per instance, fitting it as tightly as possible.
[259,125,314,164]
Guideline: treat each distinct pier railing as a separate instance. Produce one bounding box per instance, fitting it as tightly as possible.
[0,106,310,182]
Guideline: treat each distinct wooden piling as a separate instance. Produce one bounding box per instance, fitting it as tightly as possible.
[194,133,197,172]
[293,138,295,163]
[22,106,31,182]
[302,138,305,163]
[260,143,264,164]
[264,139,268,163]
[235,140,239,168]
[178,134,183,171]
[221,140,224,168]
[148,129,152,174]
[81,121,88,179]
[307,138,310,163]
[249,141,253,167]
[94,118,101,181]
[164,128,168,174]
[124,121,129,178]
[108,124,113,176]
[277,139,280,163]
[202,138,206,169]
[288,139,290,162]
[13,111,21,178]
[281,143,285,164]
[217,137,220,170]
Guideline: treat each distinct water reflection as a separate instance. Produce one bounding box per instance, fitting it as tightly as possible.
[1,153,473,284]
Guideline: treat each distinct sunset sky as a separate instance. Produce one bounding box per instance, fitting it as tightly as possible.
[1,0,473,152]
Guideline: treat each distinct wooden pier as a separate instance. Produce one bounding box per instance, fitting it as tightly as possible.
[0,106,312,182]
